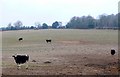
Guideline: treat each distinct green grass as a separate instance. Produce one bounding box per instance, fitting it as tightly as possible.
[2,29,118,53]
[2,29,118,46]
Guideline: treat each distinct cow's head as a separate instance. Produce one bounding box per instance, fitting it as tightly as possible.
[12,54,17,57]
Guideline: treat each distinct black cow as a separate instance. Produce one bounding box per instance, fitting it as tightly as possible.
[12,54,29,69]
[46,39,52,43]
[18,38,23,41]
[111,49,115,55]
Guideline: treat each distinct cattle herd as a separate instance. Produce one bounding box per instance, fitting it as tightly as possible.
[18,38,52,43]
[12,37,116,69]
[14,38,52,69]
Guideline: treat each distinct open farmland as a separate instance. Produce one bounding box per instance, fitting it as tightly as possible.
[2,29,119,75]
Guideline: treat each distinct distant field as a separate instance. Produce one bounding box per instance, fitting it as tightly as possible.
[2,29,118,45]
[2,29,119,75]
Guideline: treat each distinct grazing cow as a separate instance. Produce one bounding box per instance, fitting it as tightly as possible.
[12,54,29,69]
[111,49,115,55]
[46,39,52,43]
[18,38,23,41]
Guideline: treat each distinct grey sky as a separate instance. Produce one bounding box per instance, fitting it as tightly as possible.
[0,0,119,27]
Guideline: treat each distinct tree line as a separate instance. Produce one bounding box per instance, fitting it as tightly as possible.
[66,13,119,29]
[1,21,64,31]
[1,13,119,31]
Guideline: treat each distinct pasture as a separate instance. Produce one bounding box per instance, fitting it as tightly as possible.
[2,29,119,75]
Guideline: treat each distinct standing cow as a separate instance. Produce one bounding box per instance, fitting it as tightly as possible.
[46,39,52,43]
[12,54,29,69]
[111,49,116,55]
[18,38,23,41]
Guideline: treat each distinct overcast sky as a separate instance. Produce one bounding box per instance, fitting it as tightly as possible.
[0,0,119,27]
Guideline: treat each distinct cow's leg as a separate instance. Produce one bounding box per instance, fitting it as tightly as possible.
[17,64,21,70]
[25,61,28,69]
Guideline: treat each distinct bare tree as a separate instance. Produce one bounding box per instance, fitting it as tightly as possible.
[14,20,23,30]
[34,22,41,29]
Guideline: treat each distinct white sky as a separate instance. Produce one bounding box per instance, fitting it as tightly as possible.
[0,0,119,27]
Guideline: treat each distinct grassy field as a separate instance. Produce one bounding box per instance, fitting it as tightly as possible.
[2,29,119,75]
[2,29,118,45]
